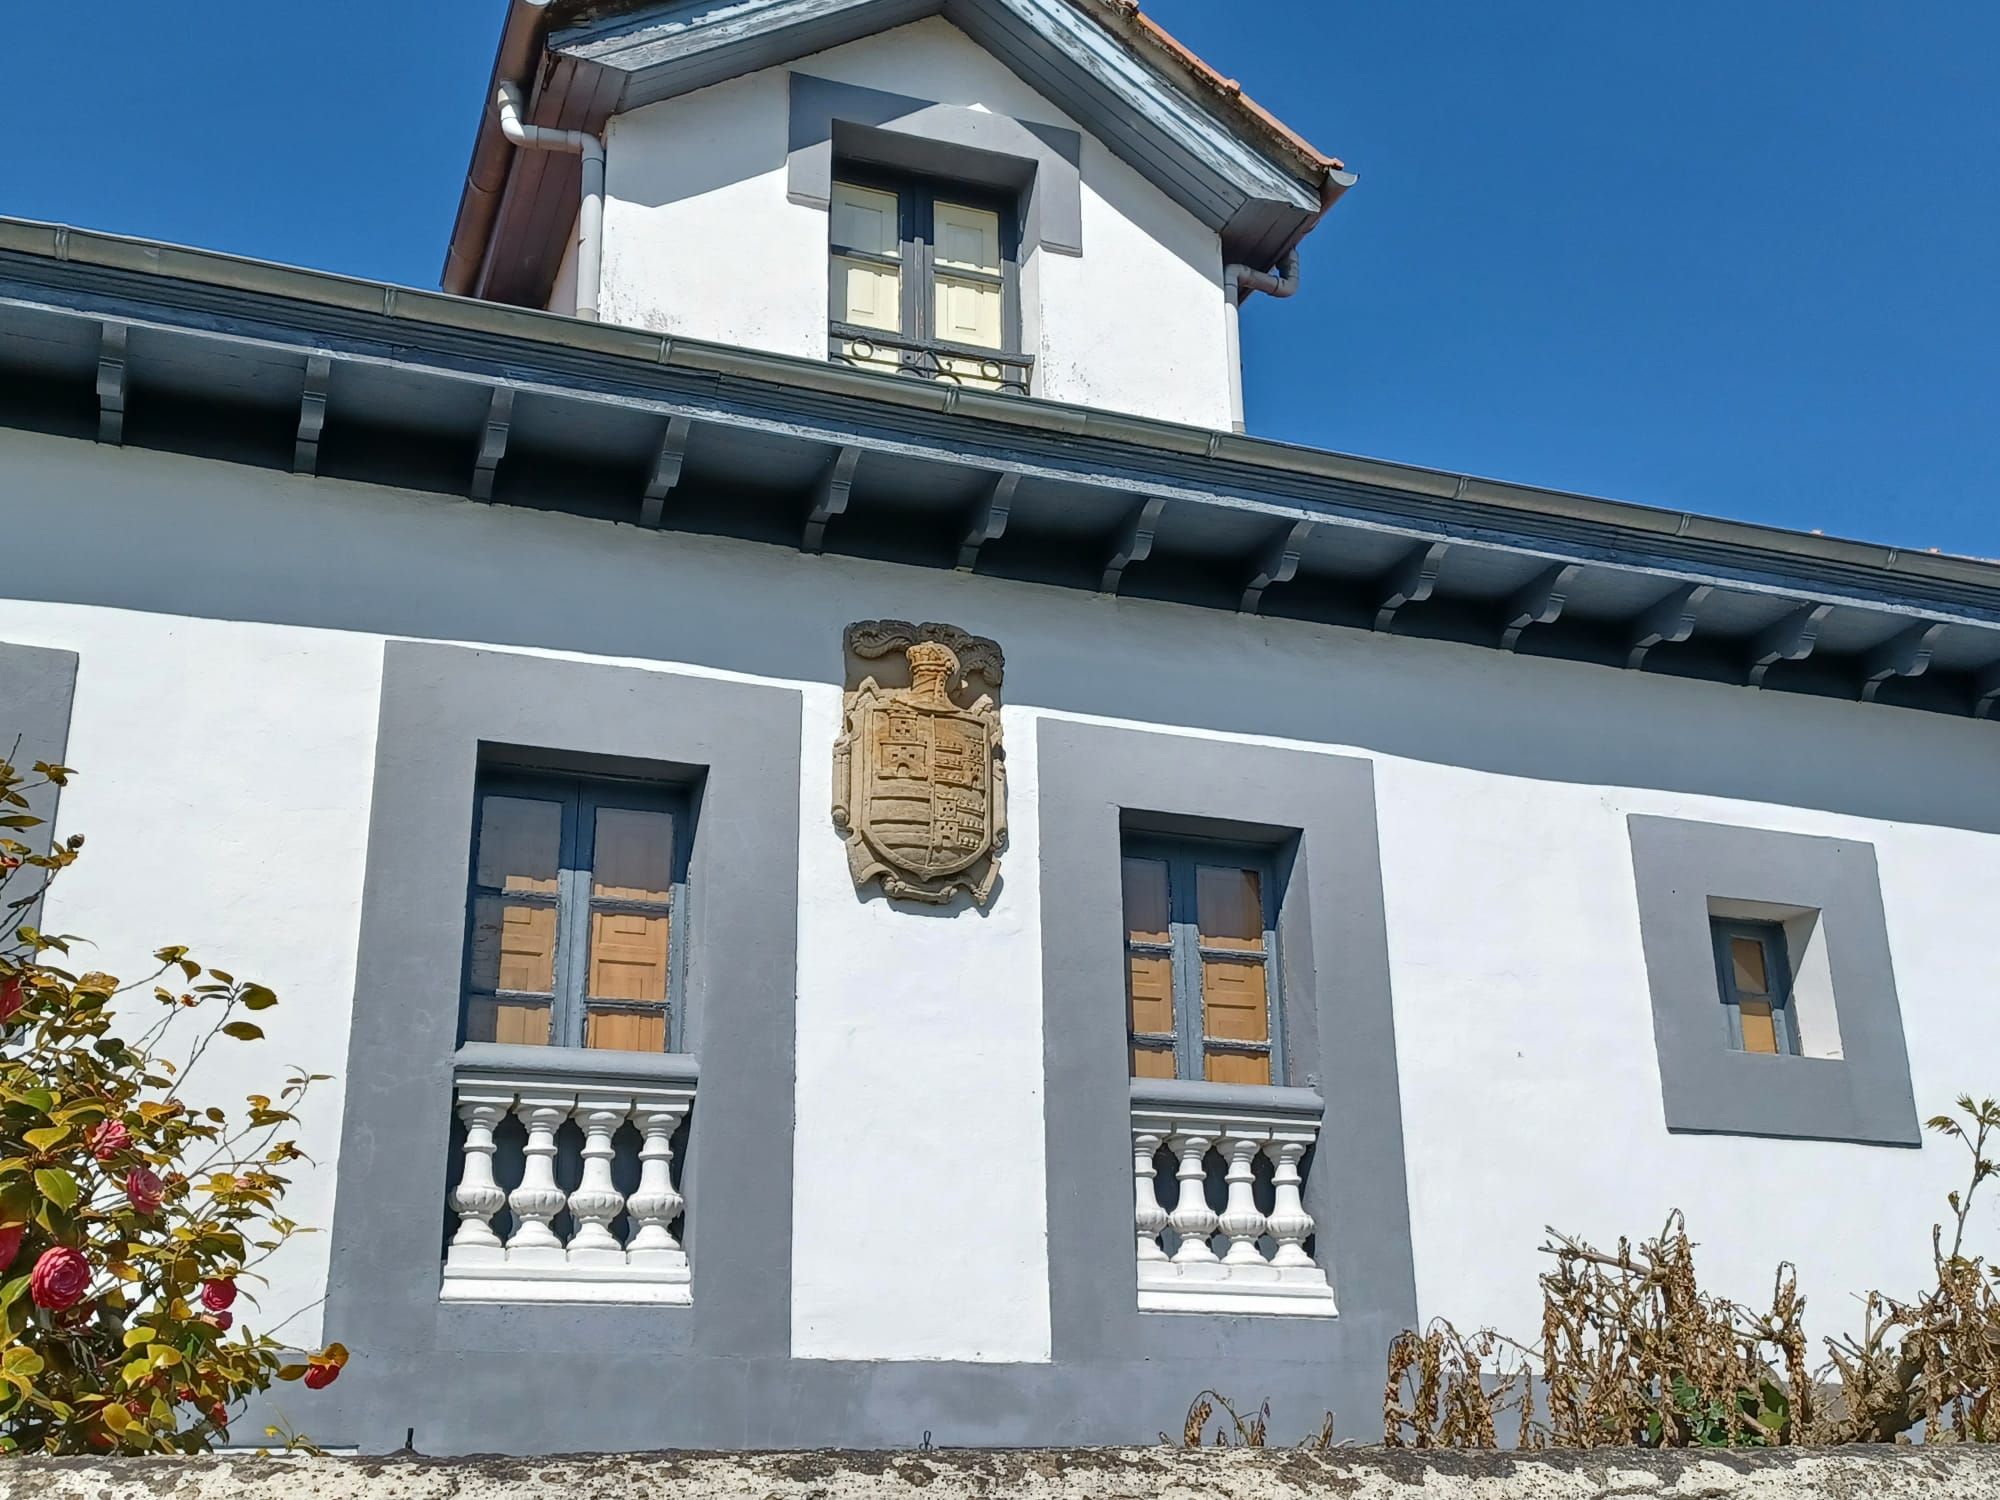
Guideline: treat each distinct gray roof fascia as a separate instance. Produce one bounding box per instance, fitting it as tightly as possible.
[553,0,1319,231]
[4,216,2000,640]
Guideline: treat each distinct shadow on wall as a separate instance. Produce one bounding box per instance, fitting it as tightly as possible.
[7,435,1996,839]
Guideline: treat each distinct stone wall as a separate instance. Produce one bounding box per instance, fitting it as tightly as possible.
[7,1449,2000,1500]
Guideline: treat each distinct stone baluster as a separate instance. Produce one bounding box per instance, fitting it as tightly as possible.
[1166,1132,1219,1264]
[626,1097,688,1265]
[1265,1139,1315,1268]
[505,1095,572,1266]
[1216,1131,1268,1264]
[566,1094,632,1266]
[1132,1128,1168,1263]
[448,1089,513,1258]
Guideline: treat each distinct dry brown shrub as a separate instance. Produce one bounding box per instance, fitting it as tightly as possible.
[1384,1095,2000,1449]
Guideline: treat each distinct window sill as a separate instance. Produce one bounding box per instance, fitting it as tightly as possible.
[1128,1076,1323,1124]
[453,1040,699,1090]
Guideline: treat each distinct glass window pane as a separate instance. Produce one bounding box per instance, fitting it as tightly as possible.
[1127,952,1174,1036]
[832,183,900,256]
[465,997,552,1048]
[1203,957,1269,1043]
[586,1009,668,1054]
[470,895,557,995]
[592,808,674,901]
[1205,1049,1272,1087]
[934,202,1001,273]
[1122,857,1170,943]
[933,274,1003,350]
[836,256,902,332]
[589,909,670,1003]
[1131,1043,1177,1081]
[475,796,561,893]
[1739,998,1779,1055]
[1730,936,1771,998]
[1197,866,1264,951]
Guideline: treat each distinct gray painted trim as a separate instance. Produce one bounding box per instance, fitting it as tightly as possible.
[1130,1076,1325,1123]
[1037,718,1417,1414]
[322,641,804,1448]
[0,641,78,934]
[454,1040,701,1088]
[1627,814,1920,1146]
[789,73,1084,256]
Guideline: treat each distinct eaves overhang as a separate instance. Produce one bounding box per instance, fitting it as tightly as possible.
[450,0,1348,308]
[6,215,2000,725]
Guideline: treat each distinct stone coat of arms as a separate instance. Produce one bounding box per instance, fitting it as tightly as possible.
[833,620,1005,906]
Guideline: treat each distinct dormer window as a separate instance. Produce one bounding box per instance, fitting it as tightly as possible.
[828,172,1030,397]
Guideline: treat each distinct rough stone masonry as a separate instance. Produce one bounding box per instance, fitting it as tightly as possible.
[6,1448,2000,1500]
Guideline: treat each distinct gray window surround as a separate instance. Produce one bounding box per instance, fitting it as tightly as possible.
[0,641,78,935]
[1628,814,1920,1147]
[1037,717,1417,1425]
[318,641,805,1452]
[789,71,1084,257]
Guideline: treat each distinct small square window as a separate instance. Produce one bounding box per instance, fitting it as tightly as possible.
[1121,837,1282,1086]
[1710,919,1799,1056]
[461,770,689,1054]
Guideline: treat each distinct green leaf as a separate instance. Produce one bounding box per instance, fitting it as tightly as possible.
[33,1168,78,1210]
[221,1022,264,1042]
[240,985,278,1012]
[0,1276,31,1311]
[120,1357,153,1387]
[22,1125,67,1151]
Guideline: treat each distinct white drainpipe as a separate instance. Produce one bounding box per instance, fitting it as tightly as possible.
[1222,249,1302,434]
[494,82,604,321]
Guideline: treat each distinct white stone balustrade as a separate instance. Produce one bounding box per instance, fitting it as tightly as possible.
[442,1044,698,1305]
[1131,1081,1336,1317]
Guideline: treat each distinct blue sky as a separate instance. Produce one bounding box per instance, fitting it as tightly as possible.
[8,2,1996,556]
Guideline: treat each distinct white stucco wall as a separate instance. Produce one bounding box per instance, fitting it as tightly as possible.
[598,16,1236,428]
[5,424,2000,1361]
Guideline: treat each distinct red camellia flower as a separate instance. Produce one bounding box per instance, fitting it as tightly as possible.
[210,1311,233,1333]
[0,975,24,1021]
[304,1363,339,1390]
[0,1223,23,1274]
[200,1278,237,1312]
[29,1246,91,1311]
[124,1166,165,1215]
[209,1402,229,1429]
[86,1120,130,1161]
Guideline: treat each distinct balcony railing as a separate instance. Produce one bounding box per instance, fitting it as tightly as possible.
[829,325,1034,397]
[1131,1079,1336,1317]
[441,1043,697,1305]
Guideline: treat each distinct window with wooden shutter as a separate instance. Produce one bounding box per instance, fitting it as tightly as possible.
[461,772,688,1054]
[1121,836,1283,1086]
[828,168,1031,397]
[1710,918,1799,1056]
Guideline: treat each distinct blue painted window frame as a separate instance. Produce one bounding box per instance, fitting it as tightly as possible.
[459,770,691,1054]
[1122,834,1284,1084]
[1709,917,1799,1057]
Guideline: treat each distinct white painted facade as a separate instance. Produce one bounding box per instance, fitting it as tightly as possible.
[5,423,1997,1359]
[585,17,1238,428]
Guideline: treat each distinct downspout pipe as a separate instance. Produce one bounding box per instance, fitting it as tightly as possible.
[1222,250,1299,433]
[494,82,603,321]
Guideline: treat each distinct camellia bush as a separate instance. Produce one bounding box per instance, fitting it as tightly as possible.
[0,754,346,1454]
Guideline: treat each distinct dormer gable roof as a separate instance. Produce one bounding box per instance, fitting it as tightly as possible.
[446,0,1353,308]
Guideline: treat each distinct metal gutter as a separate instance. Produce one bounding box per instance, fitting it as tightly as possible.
[7,214,1998,606]
[442,0,557,298]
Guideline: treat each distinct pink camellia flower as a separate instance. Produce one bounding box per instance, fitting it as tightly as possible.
[304,1364,338,1391]
[0,1224,23,1274]
[200,1278,237,1312]
[124,1166,165,1215]
[86,1120,130,1161]
[0,976,24,1021]
[29,1246,91,1311]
